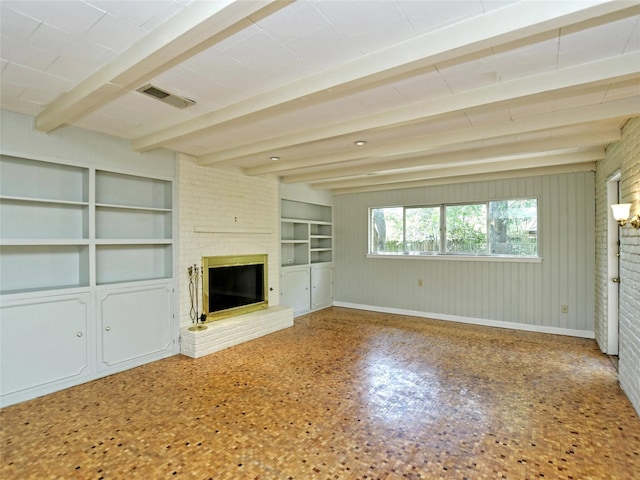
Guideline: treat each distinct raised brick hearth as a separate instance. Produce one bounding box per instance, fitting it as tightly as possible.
[179,306,293,358]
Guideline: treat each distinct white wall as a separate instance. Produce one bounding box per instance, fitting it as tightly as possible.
[595,117,640,415]
[333,171,596,337]
[280,182,333,207]
[0,110,175,176]
[177,154,280,328]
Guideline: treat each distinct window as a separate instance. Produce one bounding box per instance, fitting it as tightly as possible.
[369,198,537,257]
[406,206,440,254]
[445,203,487,254]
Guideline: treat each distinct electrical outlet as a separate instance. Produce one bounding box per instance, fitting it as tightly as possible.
[561,304,569,313]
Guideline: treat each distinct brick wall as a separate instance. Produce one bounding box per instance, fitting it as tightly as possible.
[595,117,640,415]
[177,154,280,329]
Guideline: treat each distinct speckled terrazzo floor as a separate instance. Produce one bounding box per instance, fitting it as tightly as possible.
[1,307,639,480]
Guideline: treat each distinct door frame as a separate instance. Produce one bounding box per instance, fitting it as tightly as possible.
[606,172,621,355]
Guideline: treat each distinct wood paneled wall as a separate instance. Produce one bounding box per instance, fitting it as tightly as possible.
[333,172,595,335]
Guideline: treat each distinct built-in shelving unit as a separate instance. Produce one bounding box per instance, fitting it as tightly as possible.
[0,158,174,293]
[95,170,173,285]
[0,154,176,407]
[280,199,332,267]
[0,156,90,294]
[280,199,333,316]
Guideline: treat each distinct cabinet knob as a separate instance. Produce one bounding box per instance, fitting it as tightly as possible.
[105,326,111,331]
[77,332,83,337]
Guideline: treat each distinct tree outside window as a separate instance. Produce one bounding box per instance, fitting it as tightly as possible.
[406,207,440,253]
[369,198,537,257]
[489,199,537,255]
[371,207,402,253]
[445,204,487,254]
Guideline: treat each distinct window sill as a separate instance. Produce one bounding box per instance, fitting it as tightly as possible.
[366,253,542,263]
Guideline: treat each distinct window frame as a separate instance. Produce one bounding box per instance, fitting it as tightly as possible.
[368,197,540,262]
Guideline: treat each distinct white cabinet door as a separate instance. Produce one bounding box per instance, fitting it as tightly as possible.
[97,284,173,372]
[0,295,90,400]
[311,264,332,310]
[281,267,310,316]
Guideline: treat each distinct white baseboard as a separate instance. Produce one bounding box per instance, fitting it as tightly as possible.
[333,302,595,339]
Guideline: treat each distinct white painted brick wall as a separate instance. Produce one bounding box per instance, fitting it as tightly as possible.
[596,117,640,415]
[177,154,280,329]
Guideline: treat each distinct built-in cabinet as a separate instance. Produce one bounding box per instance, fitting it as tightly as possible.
[0,294,91,397]
[280,266,310,316]
[280,199,333,316]
[311,263,333,310]
[97,284,173,371]
[0,155,176,407]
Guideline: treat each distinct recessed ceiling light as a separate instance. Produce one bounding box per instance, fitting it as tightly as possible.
[270,156,280,161]
[354,140,366,146]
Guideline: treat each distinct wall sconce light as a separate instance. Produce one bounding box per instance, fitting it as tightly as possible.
[611,203,640,228]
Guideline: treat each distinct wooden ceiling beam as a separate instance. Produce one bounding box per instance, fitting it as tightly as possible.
[244,97,639,175]
[132,0,633,152]
[280,129,621,183]
[307,148,604,190]
[199,53,638,165]
[34,0,290,132]
[329,163,597,195]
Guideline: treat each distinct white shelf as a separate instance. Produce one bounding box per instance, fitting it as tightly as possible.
[95,239,172,245]
[0,244,89,295]
[0,155,88,203]
[96,207,171,240]
[281,199,331,222]
[1,200,89,239]
[280,201,333,266]
[1,195,88,206]
[1,239,89,247]
[96,203,172,212]
[1,156,174,293]
[96,244,172,285]
[96,170,172,209]
[94,170,173,285]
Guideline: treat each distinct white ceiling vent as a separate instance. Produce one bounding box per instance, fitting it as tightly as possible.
[136,84,195,109]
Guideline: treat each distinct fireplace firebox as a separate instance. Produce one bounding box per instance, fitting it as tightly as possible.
[202,254,268,321]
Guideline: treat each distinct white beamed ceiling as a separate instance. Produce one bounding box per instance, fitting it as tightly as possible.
[1,0,639,194]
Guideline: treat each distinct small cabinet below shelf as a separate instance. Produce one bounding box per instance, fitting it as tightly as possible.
[311,263,333,310]
[97,284,173,372]
[280,266,310,316]
[0,294,90,398]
